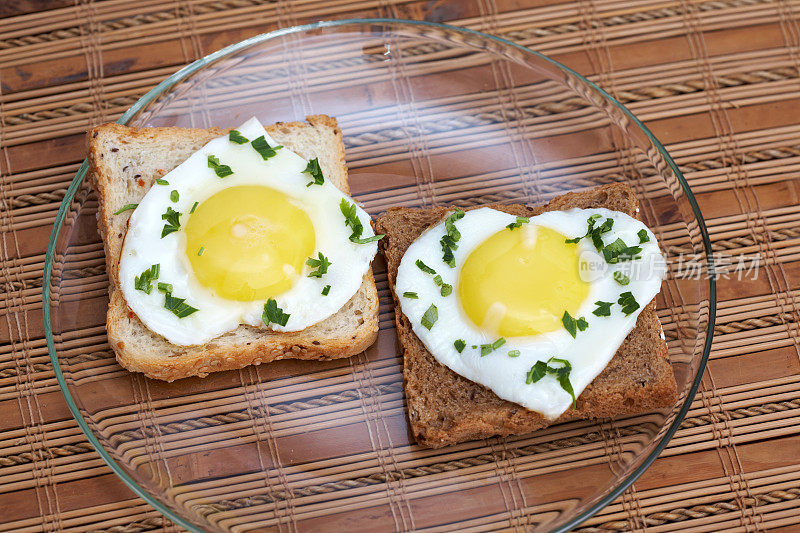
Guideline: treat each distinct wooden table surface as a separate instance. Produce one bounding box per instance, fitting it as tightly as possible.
[2,0,800,531]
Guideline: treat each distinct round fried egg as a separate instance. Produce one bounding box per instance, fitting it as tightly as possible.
[119,117,378,346]
[394,207,665,419]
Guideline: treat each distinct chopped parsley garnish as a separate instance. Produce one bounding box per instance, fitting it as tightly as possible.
[506,216,529,230]
[113,203,137,215]
[303,157,324,187]
[157,282,172,294]
[565,214,613,250]
[262,298,290,327]
[322,285,331,296]
[416,260,451,294]
[229,130,249,144]
[602,238,642,264]
[638,229,650,243]
[508,350,521,358]
[160,207,181,238]
[415,260,436,274]
[526,357,576,406]
[403,291,418,299]
[480,337,506,356]
[339,199,383,244]
[454,339,466,353]
[562,311,587,338]
[593,300,613,317]
[197,246,204,256]
[613,271,630,285]
[441,209,465,267]
[163,292,198,318]
[618,292,640,316]
[190,201,198,214]
[170,190,179,203]
[306,252,331,278]
[421,304,438,330]
[155,179,168,185]
[134,264,159,294]
[251,135,282,160]
[207,155,234,178]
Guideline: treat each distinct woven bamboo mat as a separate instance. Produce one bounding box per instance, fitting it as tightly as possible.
[2,0,800,531]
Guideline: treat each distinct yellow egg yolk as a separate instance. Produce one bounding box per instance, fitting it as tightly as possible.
[458,225,589,337]
[184,185,315,301]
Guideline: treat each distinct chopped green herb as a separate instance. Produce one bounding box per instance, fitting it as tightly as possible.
[251,135,282,160]
[613,271,630,285]
[163,292,198,318]
[506,216,529,230]
[303,157,324,186]
[170,190,179,203]
[454,339,466,353]
[638,229,650,243]
[229,130,249,144]
[480,337,506,356]
[433,274,443,287]
[415,260,436,274]
[262,298,290,327]
[113,203,137,215]
[602,238,642,264]
[155,179,169,185]
[577,317,589,331]
[403,291,419,299]
[508,349,520,358]
[440,209,465,267]
[593,300,613,317]
[134,264,159,294]
[565,214,613,250]
[562,311,579,338]
[322,285,331,296]
[526,361,548,384]
[306,252,331,278]
[617,291,640,316]
[526,356,576,406]
[339,199,383,244]
[190,201,198,214]
[421,304,438,330]
[197,246,204,256]
[440,284,453,297]
[157,282,173,294]
[160,207,181,238]
[207,155,234,178]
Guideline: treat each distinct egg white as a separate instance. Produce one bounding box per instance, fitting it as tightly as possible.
[394,207,665,419]
[119,117,378,346]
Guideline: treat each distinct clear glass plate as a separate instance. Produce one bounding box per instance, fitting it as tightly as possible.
[44,19,714,532]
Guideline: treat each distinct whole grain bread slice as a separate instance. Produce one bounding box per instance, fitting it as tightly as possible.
[375,183,678,448]
[88,115,378,381]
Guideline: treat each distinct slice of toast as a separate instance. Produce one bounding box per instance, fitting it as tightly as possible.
[88,115,378,381]
[375,183,678,448]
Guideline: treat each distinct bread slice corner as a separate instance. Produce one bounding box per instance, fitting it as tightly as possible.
[375,183,678,447]
[88,115,378,381]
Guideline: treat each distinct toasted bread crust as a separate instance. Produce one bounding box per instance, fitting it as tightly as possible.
[88,116,378,381]
[375,183,678,447]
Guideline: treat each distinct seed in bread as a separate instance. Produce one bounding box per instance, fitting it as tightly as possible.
[88,115,379,381]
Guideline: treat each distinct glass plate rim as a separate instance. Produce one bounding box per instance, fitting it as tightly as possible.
[41,18,717,533]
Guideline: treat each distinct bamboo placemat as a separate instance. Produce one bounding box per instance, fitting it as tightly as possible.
[2,0,800,531]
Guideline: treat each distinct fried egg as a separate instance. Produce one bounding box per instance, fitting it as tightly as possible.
[394,207,665,419]
[119,117,378,346]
